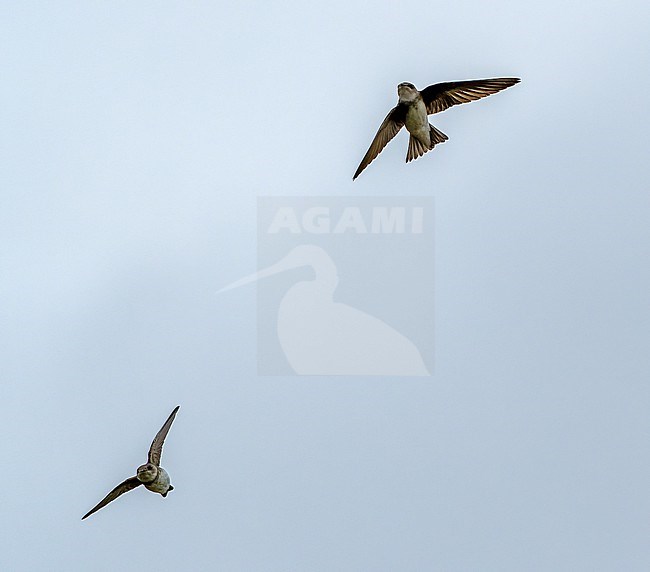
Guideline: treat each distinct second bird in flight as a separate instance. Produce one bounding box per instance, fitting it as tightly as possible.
[353,77,520,179]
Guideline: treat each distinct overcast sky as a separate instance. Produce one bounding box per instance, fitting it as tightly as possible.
[2,1,649,570]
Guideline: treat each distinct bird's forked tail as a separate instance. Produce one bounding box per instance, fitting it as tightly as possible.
[406,124,448,162]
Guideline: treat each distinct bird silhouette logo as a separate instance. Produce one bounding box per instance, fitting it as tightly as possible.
[219,244,430,376]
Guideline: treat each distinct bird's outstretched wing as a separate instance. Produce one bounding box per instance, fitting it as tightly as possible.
[421,77,520,115]
[82,476,142,520]
[148,406,180,466]
[353,104,407,180]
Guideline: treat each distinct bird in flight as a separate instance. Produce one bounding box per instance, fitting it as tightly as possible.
[353,77,520,179]
[82,406,180,520]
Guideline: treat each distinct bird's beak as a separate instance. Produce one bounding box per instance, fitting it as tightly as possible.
[216,254,301,294]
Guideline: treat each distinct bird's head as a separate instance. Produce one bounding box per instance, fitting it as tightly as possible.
[136,463,159,483]
[397,82,418,103]
[217,244,338,295]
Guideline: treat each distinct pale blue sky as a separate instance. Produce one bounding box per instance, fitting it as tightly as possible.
[2,1,649,570]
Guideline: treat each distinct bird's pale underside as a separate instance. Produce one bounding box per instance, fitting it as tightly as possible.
[353,77,520,179]
[81,405,180,520]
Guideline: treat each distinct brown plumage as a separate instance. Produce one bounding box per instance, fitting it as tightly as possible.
[353,77,520,179]
[81,406,180,520]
